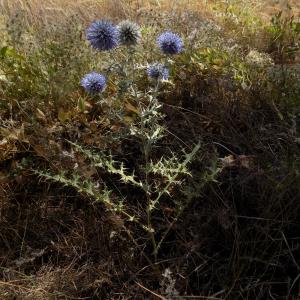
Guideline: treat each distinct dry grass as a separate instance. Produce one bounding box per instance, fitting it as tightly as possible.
[0,0,211,26]
[1,0,300,299]
[262,0,300,18]
[0,0,299,31]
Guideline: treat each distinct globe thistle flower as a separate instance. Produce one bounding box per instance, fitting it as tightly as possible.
[147,63,169,81]
[81,72,106,94]
[157,31,184,55]
[117,20,141,46]
[86,20,118,51]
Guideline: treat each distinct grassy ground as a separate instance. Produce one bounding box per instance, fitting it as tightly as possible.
[0,0,300,299]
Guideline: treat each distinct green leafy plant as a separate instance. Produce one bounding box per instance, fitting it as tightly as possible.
[267,9,300,63]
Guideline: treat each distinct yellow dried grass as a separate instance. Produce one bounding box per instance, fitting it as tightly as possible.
[0,0,211,27]
[0,0,298,30]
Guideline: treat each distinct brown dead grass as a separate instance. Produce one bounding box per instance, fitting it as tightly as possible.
[0,0,299,30]
[1,1,299,299]
[0,0,211,25]
[262,0,300,18]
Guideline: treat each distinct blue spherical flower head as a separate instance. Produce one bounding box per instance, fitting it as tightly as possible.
[81,72,106,94]
[117,20,141,46]
[157,31,184,55]
[86,20,118,51]
[147,63,169,81]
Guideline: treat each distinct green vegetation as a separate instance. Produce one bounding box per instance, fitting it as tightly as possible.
[0,1,300,299]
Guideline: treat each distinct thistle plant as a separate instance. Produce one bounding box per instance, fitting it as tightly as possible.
[117,20,141,46]
[86,20,119,51]
[157,31,184,55]
[81,72,106,94]
[34,20,214,260]
[147,63,169,81]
